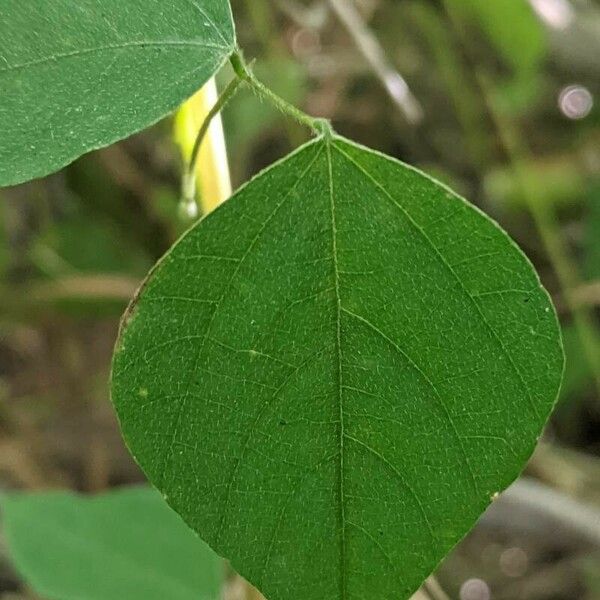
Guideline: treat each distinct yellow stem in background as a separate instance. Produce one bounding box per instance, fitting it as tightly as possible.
[174,77,232,215]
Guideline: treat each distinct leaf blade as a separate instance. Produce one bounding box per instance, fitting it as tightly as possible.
[0,0,235,186]
[112,136,563,599]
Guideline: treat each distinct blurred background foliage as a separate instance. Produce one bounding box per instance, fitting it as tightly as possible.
[1,0,600,598]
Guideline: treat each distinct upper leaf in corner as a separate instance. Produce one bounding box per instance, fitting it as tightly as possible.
[0,0,235,186]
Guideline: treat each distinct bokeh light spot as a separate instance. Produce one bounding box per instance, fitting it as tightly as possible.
[460,578,491,600]
[559,85,594,119]
[499,546,529,578]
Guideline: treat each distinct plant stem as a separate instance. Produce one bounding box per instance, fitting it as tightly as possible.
[184,49,332,208]
[230,51,333,138]
[182,75,244,206]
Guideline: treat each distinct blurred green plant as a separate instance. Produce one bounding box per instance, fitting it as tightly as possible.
[445,0,547,79]
[3,0,599,598]
[1,487,223,600]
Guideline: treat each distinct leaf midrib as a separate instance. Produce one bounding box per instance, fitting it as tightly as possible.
[326,139,347,600]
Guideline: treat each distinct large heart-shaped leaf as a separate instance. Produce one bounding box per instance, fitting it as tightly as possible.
[2,487,223,600]
[111,136,563,599]
[0,0,234,187]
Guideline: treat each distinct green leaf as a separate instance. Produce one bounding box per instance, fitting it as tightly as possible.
[111,136,563,600]
[0,0,235,187]
[1,487,223,600]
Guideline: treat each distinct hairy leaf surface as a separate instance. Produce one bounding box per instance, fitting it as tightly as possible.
[0,0,234,186]
[112,136,563,599]
[2,487,222,600]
